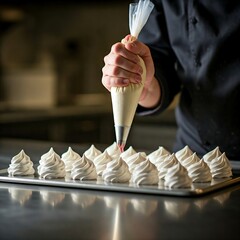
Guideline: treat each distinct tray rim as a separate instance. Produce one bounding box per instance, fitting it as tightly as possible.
[0,169,240,197]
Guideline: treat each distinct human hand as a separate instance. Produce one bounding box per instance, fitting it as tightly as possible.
[102,34,154,96]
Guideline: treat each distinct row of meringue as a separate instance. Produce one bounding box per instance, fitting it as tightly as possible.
[7,143,232,190]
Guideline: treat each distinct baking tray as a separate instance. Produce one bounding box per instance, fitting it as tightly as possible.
[0,169,240,197]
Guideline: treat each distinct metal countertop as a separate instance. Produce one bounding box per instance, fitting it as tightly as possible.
[0,139,239,240]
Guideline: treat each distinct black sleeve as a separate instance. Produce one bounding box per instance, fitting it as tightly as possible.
[136,0,181,115]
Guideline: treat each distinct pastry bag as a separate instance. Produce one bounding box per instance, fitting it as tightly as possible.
[111,0,154,152]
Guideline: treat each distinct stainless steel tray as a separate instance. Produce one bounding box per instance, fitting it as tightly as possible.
[0,169,240,197]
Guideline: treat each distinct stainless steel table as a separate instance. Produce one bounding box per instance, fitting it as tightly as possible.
[0,139,240,240]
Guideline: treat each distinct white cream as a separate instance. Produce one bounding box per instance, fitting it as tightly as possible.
[8,150,35,176]
[93,150,113,176]
[83,144,102,161]
[203,146,222,166]
[131,159,159,185]
[158,153,179,179]
[38,150,66,179]
[105,142,121,159]
[187,159,212,183]
[148,146,171,164]
[120,146,137,161]
[61,147,81,173]
[153,154,172,170]
[41,147,60,159]
[209,153,232,178]
[164,163,192,189]
[175,145,194,163]
[71,155,97,180]
[125,152,147,173]
[102,157,131,183]
[181,152,200,169]
[111,57,146,145]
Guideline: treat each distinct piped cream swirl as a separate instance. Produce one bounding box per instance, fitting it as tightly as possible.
[148,146,170,164]
[93,150,112,176]
[102,157,131,183]
[158,153,178,179]
[175,145,193,163]
[187,159,212,183]
[8,150,35,176]
[61,147,81,172]
[38,149,66,179]
[83,145,102,161]
[181,152,200,169]
[203,147,222,166]
[164,163,192,189]
[105,142,121,159]
[209,153,232,178]
[71,155,97,180]
[120,146,137,161]
[131,159,159,185]
[125,152,147,173]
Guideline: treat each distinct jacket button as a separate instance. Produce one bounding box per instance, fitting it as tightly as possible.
[190,17,198,25]
[194,59,201,67]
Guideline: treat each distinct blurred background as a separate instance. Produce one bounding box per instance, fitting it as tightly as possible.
[0,0,177,151]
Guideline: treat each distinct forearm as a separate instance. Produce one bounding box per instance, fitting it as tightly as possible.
[138,77,161,108]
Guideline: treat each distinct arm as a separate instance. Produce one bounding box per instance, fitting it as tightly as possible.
[102,1,181,114]
[137,0,181,114]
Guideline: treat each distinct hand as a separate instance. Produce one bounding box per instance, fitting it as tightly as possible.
[102,34,160,108]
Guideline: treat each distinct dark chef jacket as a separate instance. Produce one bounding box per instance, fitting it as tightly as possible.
[136,0,240,160]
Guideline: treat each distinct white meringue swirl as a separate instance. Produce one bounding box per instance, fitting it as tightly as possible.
[164,163,192,189]
[203,146,222,166]
[158,153,178,179]
[148,146,170,164]
[71,155,97,180]
[131,159,159,185]
[181,152,200,169]
[61,147,81,172]
[175,145,193,163]
[102,157,131,183]
[187,159,212,183]
[105,142,121,159]
[83,144,102,161]
[38,149,66,179]
[93,150,113,176]
[124,152,147,173]
[8,150,35,176]
[209,153,232,178]
[120,146,136,161]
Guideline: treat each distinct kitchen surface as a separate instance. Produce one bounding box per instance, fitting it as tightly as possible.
[0,139,239,240]
[1,1,240,240]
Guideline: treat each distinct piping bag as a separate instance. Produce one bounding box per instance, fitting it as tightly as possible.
[111,0,154,152]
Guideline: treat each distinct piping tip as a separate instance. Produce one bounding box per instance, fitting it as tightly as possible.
[117,142,125,153]
[115,125,130,153]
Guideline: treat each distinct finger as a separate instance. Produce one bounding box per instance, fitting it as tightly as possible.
[102,64,142,83]
[110,42,140,64]
[105,53,143,75]
[102,75,130,91]
[124,40,151,58]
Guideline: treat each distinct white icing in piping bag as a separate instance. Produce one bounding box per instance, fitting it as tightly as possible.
[111,0,154,152]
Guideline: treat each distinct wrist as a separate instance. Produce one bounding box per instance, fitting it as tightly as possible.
[139,77,161,108]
